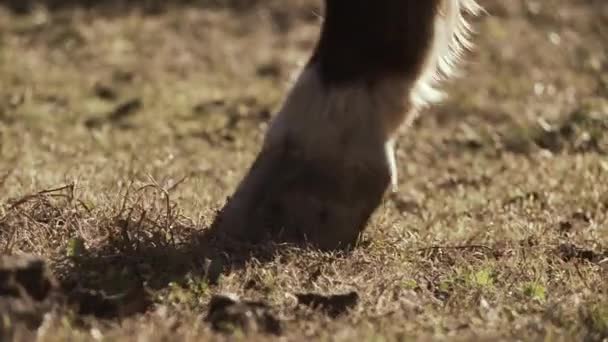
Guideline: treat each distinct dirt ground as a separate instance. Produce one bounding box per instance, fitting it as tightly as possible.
[1,0,607,340]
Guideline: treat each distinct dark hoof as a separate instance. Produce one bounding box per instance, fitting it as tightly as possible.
[211,142,390,251]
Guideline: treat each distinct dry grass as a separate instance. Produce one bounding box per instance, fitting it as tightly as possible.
[1,0,607,340]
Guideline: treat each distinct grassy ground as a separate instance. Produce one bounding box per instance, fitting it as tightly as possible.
[1,0,607,340]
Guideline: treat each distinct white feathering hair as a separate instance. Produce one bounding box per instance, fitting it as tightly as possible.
[411,0,483,111]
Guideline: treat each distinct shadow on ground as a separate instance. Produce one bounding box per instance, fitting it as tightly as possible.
[0,182,352,320]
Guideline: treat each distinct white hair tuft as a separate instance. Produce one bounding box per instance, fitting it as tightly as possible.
[411,0,482,109]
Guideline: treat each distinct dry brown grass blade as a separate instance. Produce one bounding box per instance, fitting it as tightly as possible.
[8,184,75,210]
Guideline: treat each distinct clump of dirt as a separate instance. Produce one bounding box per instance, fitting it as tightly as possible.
[0,254,151,335]
[84,98,142,129]
[557,243,607,263]
[0,255,56,301]
[205,294,282,335]
[0,255,59,335]
[295,291,359,317]
[205,291,361,336]
[67,284,151,319]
